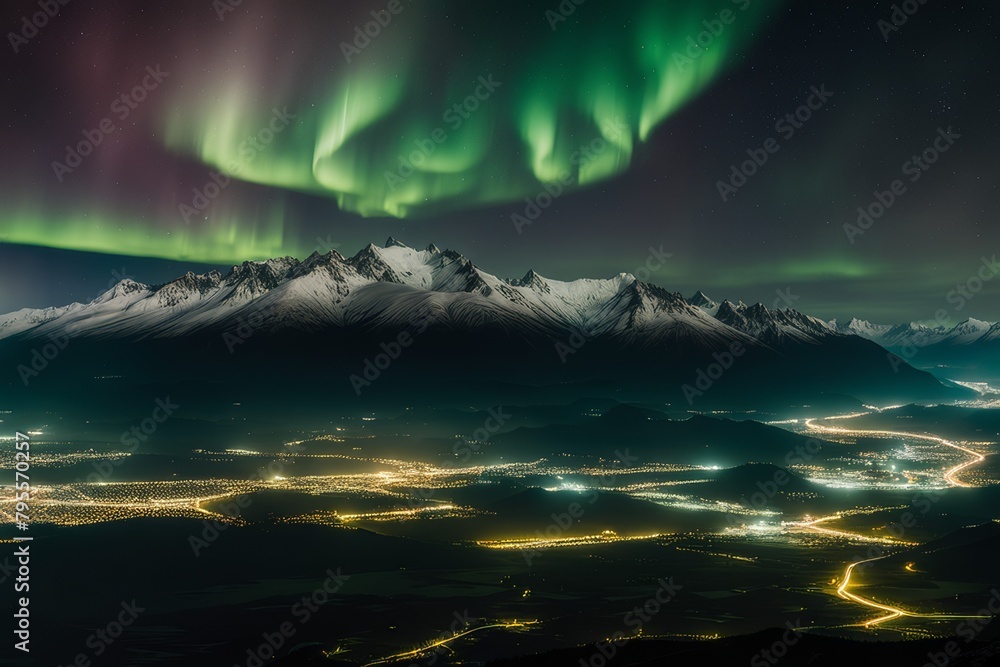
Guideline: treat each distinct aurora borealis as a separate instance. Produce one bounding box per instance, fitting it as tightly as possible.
[161,1,772,220]
[2,0,999,321]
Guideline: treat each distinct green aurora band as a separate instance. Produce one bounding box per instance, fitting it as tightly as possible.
[164,0,780,220]
[0,202,301,264]
[0,1,782,263]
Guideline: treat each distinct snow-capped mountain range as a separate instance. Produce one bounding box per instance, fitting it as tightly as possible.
[0,239,833,349]
[829,317,1000,350]
[0,239,992,353]
[2,239,973,409]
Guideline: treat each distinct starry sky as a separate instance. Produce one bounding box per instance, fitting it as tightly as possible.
[1,0,997,323]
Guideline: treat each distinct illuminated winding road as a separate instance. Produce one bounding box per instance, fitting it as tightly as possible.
[791,512,918,546]
[801,413,990,627]
[835,556,992,628]
[804,414,986,488]
[361,620,540,666]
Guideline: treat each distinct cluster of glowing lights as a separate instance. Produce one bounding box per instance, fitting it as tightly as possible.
[475,530,667,551]
[361,619,540,667]
[804,415,986,488]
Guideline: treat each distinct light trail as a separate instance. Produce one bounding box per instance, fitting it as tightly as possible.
[801,413,992,627]
[338,504,476,522]
[804,416,986,488]
[361,620,539,667]
[790,513,918,546]
[836,556,992,628]
[475,530,666,551]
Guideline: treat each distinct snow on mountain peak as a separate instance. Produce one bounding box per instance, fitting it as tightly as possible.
[508,269,545,288]
[714,300,833,344]
[106,278,149,298]
[688,290,712,303]
[1,242,994,352]
[825,316,1000,349]
[957,317,991,329]
[833,318,891,338]
[687,291,720,316]
[147,272,220,309]
[939,318,994,344]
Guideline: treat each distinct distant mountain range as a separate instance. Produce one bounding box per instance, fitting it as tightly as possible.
[0,239,971,412]
[826,316,1000,380]
[0,238,898,346]
[1,238,835,346]
[829,316,1000,350]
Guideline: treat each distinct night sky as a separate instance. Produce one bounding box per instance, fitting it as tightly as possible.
[1,0,997,322]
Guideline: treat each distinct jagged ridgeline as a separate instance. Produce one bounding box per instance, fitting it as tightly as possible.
[0,239,967,415]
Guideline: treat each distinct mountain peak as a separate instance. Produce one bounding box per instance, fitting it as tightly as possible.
[716,300,744,317]
[688,291,720,315]
[171,270,222,288]
[715,299,832,344]
[98,278,149,303]
[426,243,441,254]
[519,269,544,284]
[113,277,147,293]
[688,290,716,306]
[834,318,891,338]
[504,269,551,292]
[621,281,689,314]
[350,244,403,283]
[744,302,773,317]
[385,237,408,249]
